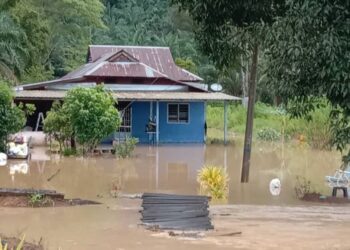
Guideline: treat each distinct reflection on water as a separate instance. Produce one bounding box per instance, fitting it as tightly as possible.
[8,161,29,174]
[0,143,342,205]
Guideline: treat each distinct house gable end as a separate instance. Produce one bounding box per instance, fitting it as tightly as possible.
[107,50,139,63]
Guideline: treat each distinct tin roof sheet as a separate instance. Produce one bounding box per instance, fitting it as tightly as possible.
[88,45,203,82]
[15,90,240,102]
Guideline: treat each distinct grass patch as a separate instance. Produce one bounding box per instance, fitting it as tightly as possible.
[206,102,332,149]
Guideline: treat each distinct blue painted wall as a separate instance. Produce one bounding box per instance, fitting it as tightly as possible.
[131,101,205,143]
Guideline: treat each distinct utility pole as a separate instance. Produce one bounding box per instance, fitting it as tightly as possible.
[241,43,259,183]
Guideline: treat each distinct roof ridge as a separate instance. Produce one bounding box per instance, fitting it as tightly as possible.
[89,45,170,49]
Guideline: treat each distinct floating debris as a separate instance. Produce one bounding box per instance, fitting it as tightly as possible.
[0,153,7,166]
[269,178,281,196]
[140,193,213,231]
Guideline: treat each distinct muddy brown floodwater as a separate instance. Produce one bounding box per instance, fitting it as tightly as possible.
[0,142,349,249]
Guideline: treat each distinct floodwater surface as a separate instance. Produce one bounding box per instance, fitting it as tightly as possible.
[0,142,342,205]
[0,142,347,249]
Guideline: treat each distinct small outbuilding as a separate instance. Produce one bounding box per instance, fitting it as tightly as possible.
[15,45,239,144]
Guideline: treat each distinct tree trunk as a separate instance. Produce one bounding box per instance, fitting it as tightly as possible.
[241,43,259,183]
[240,55,249,99]
[70,137,76,150]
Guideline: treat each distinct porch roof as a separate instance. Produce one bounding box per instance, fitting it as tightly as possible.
[14,90,240,102]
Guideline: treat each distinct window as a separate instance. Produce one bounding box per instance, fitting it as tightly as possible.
[168,103,189,123]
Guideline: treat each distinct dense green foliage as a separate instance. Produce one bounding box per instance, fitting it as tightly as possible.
[207,103,332,149]
[43,101,72,152]
[173,0,285,68]
[64,87,120,150]
[44,86,120,153]
[0,83,26,152]
[265,0,350,158]
[0,12,27,83]
[175,0,349,159]
[0,0,105,83]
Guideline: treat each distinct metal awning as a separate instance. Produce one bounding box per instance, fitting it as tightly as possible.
[14,90,241,102]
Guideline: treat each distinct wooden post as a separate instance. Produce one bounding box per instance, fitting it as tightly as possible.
[156,101,159,144]
[155,145,159,188]
[241,43,259,183]
[224,101,228,145]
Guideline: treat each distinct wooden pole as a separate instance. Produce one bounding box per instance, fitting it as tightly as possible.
[156,101,159,144]
[224,101,228,145]
[241,43,259,183]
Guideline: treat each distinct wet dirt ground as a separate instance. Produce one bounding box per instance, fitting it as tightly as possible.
[0,143,349,249]
[1,199,349,249]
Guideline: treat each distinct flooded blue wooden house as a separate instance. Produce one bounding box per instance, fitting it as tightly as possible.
[14,45,238,144]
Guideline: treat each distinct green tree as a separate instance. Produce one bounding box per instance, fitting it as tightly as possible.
[43,101,72,152]
[0,83,26,151]
[10,1,52,82]
[22,65,54,83]
[265,0,350,160]
[0,12,28,84]
[173,0,286,182]
[93,0,204,63]
[218,68,242,97]
[63,86,120,152]
[8,0,105,78]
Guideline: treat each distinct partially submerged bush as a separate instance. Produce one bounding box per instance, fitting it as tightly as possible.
[114,137,139,158]
[257,128,281,141]
[294,176,313,199]
[286,104,332,150]
[64,86,121,152]
[0,84,26,152]
[197,165,229,200]
[28,194,54,207]
[62,147,78,157]
[44,86,121,154]
[43,101,72,153]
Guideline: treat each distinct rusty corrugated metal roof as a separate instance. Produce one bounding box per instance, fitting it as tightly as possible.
[88,45,203,82]
[15,90,240,101]
[20,45,206,91]
[89,62,166,78]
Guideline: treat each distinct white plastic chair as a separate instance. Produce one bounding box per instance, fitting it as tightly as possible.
[325,163,350,188]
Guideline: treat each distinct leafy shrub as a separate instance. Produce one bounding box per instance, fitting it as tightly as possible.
[197,165,229,200]
[114,137,139,158]
[62,148,77,156]
[285,104,332,149]
[28,194,44,207]
[0,83,26,152]
[44,86,121,154]
[257,128,281,141]
[44,101,72,153]
[28,194,54,207]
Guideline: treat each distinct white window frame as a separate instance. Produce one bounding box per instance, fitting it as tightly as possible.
[167,103,190,124]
